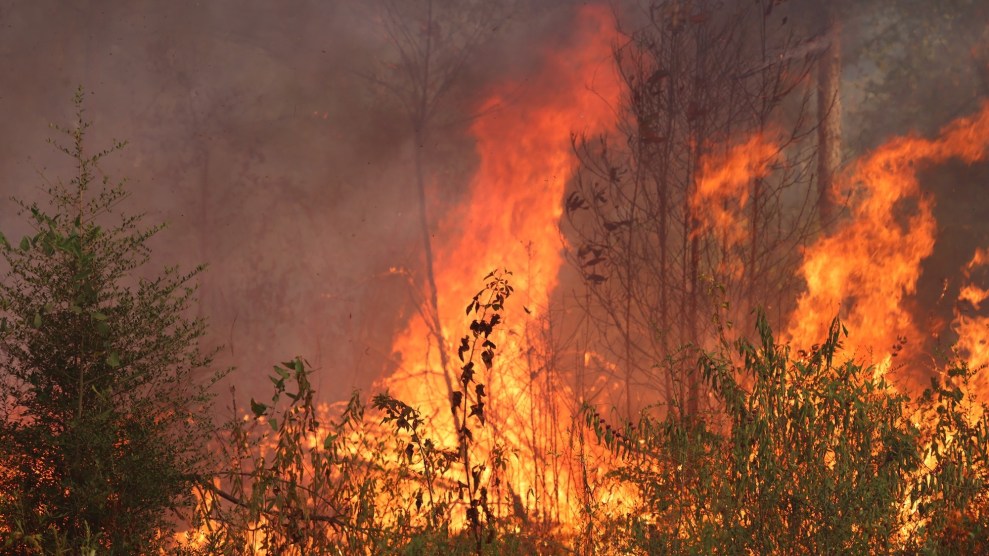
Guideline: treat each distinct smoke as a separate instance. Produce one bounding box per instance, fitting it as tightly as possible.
[0,0,986,407]
[0,0,592,405]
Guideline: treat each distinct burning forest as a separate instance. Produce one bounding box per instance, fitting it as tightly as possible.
[1,0,989,554]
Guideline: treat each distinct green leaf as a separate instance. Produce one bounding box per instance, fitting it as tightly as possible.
[90,311,108,321]
[32,312,42,328]
[19,237,30,251]
[106,352,121,368]
[250,399,268,417]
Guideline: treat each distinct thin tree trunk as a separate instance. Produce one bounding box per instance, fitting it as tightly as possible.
[412,127,459,430]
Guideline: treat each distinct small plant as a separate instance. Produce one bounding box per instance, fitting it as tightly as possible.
[375,268,513,555]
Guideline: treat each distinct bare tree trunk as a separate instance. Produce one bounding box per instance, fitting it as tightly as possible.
[412,127,459,429]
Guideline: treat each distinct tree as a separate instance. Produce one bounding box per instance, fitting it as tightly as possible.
[0,90,221,554]
[566,0,821,418]
[358,0,514,416]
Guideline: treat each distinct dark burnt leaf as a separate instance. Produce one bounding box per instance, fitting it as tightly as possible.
[470,402,485,425]
[481,349,493,369]
[451,390,463,410]
[461,361,475,384]
[603,219,631,231]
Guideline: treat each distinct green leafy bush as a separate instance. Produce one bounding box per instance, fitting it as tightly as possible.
[0,89,222,554]
[583,313,989,555]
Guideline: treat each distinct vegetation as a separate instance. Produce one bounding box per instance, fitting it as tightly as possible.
[177,302,988,554]
[0,90,222,554]
[2,25,989,550]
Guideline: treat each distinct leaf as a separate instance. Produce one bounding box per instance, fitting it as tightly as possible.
[250,398,268,417]
[19,237,30,251]
[106,351,121,368]
[451,391,463,410]
[33,312,42,328]
[461,361,475,384]
[90,311,107,321]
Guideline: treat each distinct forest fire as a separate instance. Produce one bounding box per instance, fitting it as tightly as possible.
[4,1,989,554]
[382,3,623,522]
[787,100,989,389]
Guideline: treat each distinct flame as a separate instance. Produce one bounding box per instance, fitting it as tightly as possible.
[953,248,989,395]
[692,134,778,249]
[168,12,989,551]
[382,4,622,522]
[787,101,989,378]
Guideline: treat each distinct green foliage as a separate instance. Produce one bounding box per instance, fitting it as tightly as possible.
[0,89,222,554]
[583,312,989,554]
[187,272,988,555]
[189,271,520,555]
[184,358,374,554]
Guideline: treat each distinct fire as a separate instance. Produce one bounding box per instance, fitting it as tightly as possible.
[787,100,989,382]
[172,8,989,552]
[382,3,622,521]
[953,248,989,393]
[692,134,778,250]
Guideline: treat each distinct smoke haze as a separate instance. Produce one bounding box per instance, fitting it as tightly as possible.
[0,0,987,406]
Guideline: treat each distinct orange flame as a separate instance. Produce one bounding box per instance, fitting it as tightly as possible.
[383,3,622,521]
[953,248,989,394]
[692,134,778,248]
[788,101,989,378]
